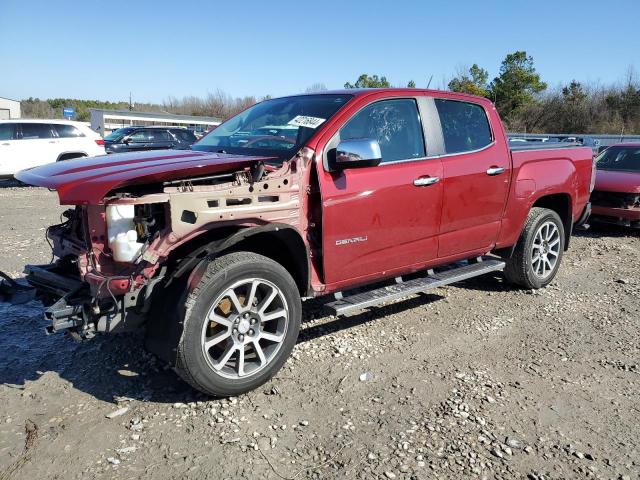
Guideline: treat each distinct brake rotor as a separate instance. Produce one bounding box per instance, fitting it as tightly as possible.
[207,295,246,336]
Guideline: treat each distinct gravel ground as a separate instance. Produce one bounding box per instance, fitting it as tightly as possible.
[0,185,638,480]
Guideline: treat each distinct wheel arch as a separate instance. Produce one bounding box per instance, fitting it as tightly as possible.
[57,151,88,161]
[167,223,311,297]
[531,193,572,250]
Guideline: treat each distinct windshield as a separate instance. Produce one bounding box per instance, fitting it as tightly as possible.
[105,127,138,142]
[595,146,640,172]
[192,94,353,162]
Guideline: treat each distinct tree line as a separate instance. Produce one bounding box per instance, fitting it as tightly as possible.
[21,90,261,123]
[19,52,640,134]
[344,52,640,135]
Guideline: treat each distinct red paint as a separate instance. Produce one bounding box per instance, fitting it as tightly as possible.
[15,150,271,205]
[592,205,640,221]
[306,89,592,291]
[594,169,640,193]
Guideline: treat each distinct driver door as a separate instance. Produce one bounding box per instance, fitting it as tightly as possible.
[319,98,443,287]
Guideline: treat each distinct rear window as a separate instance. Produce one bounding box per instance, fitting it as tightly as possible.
[53,124,85,138]
[19,123,53,140]
[435,99,493,154]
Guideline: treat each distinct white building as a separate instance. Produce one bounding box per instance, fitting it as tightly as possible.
[90,108,221,136]
[0,97,21,119]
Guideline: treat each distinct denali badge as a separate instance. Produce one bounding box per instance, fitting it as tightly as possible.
[336,236,368,246]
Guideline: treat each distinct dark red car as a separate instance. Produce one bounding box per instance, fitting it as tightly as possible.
[591,143,640,228]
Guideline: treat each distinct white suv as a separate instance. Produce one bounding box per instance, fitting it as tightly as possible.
[0,119,106,178]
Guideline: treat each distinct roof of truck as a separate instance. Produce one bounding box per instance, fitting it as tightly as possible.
[290,88,494,104]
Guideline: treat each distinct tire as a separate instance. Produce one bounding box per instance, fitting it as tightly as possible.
[503,207,565,289]
[174,252,301,397]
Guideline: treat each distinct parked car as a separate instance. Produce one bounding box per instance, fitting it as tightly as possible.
[104,126,197,153]
[0,119,105,179]
[7,89,593,397]
[590,143,640,227]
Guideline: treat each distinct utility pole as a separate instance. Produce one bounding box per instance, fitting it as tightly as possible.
[129,92,133,111]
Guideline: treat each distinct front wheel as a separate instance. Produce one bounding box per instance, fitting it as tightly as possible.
[175,252,301,397]
[503,207,565,289]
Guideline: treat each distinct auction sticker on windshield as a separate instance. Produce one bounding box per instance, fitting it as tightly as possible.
[287,115,326,129]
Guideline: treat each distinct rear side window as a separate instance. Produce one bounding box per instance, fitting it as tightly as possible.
[148,130,171,141]
[340,99,425,163]
[435,99,492,154]
[53,124,84,138]
[0,123,15,141]
[19,123,53,140]
[172,129,196,142]
[128,130,153,142]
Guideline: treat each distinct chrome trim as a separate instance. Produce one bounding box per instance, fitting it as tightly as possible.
[335,138,381,165]
[425,141,497,160]
[378,155,432,166]
[413,176,440,186]
[486,166,505,175]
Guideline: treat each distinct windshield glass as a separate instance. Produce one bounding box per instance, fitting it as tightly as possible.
[595,146,640,172]
[192,94,353,162]
[105,127,138,142]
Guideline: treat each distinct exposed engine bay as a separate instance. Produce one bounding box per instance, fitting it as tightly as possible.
[18,152,314,340]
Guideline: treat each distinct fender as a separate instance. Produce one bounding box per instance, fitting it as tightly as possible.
[176,223,311,296]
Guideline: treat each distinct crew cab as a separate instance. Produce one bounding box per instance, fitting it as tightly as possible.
[4,89,594,397]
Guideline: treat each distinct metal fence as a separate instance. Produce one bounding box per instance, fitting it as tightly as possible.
[508,133,640,147]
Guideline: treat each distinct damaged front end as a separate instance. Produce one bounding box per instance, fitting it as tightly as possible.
[15,205,162,340]
[6,148,311,341]
[590,191,640,228]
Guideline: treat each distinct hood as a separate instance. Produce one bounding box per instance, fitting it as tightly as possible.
[15,150,273,205]
[595,169,640,194]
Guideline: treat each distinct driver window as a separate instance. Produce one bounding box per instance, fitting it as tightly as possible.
[340,99,425,163]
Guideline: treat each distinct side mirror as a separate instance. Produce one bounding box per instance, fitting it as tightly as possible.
[123,137,131,144]
[332,138,382,170]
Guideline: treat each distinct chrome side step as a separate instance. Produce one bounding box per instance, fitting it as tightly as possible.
[325,257,505,316]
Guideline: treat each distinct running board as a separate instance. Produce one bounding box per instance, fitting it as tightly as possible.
[325,257,505,316]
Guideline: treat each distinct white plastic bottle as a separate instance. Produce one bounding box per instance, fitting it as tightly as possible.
[106,205,144,262]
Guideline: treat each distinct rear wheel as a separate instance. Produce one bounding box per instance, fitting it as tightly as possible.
[175,252,301,397]
[504,207,565,289]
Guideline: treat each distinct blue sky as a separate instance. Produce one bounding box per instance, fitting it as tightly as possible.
[1,0,638,103]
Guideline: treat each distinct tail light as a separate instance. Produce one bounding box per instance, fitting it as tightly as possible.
[590,158,597,192]
[95,139,105,146]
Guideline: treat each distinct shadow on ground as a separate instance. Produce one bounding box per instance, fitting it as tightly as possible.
[0,286,448,404]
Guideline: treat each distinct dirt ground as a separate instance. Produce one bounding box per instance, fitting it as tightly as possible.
[0,185,638,480]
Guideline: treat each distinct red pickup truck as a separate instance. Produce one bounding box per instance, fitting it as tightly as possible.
[7,89,594,396]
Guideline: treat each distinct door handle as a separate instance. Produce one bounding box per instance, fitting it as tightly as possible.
[1,143,9,146]
[48,140,58,144]
[486,166,505,176]
[413,176,440,186]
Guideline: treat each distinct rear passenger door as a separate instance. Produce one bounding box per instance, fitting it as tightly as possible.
[146,129,175,150]
[434,99,510,257]
[16,123,59,169]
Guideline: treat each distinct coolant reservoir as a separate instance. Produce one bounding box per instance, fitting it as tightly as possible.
[106,205,144,262]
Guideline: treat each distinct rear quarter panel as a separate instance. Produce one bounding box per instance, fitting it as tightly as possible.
[496,147,593,248]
